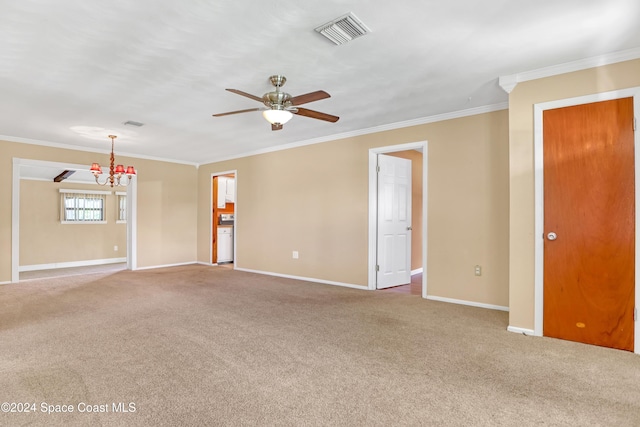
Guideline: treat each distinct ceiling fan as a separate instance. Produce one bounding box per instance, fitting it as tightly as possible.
[212,75,339,131]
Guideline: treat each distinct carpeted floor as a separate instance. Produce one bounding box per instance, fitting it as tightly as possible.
[0,264,639,426]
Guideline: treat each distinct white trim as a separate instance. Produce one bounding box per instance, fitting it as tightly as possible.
[0,134,198,166]
[507,326,535,336]
[499,47,640,93]
[426,295,509,312]
[61,220,107,225]
[10,158,138,283]
[1,104,507,168]
[201,104,505,165]
[133,261,197,271]
[59,189,112,195]
[411,268,423,276]
[367,151,378,290]
[533,87,640,355]
[235,267,368,290]
[11,159,20,283]
[368,141,428,298]
[498,74,518,94]
[422,146,429,299]
[0,281,12,286]
[127,172,137,270]
[19,258,126,272]
[209,170,238,267]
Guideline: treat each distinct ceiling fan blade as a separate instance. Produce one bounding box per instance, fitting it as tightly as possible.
[293,107,339,123]
[290,90,330,106]
[272,123,283,131]
[212,108,261,117]
[226,89,264,103]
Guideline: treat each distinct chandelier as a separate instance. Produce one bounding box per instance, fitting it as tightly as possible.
[89,135,135,187]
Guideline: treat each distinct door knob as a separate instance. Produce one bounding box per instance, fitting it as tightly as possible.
[547,232,557,241]
[407,226,412,231]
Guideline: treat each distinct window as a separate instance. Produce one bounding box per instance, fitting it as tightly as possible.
[116,192,127,223]
[60,190,109,223]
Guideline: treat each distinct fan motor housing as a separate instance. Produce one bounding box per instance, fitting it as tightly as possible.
[262,91,291,108]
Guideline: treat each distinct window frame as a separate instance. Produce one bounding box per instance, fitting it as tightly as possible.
[59,189,110,224]
[116,191,127,224]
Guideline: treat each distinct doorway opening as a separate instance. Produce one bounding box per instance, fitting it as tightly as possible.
[11,158,137,283]
[368,141,428,296]
[210,170,237,267]
[533,87,640,354]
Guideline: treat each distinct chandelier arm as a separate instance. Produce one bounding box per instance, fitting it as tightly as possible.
[94,174,109,186]
[116,176,132,187]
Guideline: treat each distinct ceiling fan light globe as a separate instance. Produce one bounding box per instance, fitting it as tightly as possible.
[263,109,293,125]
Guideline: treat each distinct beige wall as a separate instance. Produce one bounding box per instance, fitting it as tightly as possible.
[427,112,510,306]
[132,156,198,268]
[387,150,423,271]
[197,110,510,307]
[0,140,198,282]
[507,59,640,329]
[20,180,126,266]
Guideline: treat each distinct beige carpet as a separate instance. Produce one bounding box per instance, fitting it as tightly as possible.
[0,265,639,426]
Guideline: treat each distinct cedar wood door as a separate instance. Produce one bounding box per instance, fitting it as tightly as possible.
[543,97,635,351]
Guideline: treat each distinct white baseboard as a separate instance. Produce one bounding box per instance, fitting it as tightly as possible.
[411,268,423,276]
[19,257,127,272]
[234,268,368,290]
[507,326,536,336]
[426,295,509,312]
[134,261,198,271]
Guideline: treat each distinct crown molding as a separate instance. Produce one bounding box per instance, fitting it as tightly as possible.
[199,102,509,165]
[499,47,640,94]
[0,134,199,166]
[4,102,510,167]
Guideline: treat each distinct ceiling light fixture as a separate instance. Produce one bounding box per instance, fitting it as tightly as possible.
[89,135,135,187]
[262,108,293,125]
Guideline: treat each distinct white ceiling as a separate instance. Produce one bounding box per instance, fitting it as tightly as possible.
[2,0,640,171]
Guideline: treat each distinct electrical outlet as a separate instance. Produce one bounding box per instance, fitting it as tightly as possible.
[292,251,299,259]
[114,245,118,252]
[474,265,481,276]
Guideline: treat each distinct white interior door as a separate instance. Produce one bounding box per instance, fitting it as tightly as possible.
[377,154,412,289]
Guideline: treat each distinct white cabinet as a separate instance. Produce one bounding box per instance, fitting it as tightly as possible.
[225,178,235,203]
[217,177,235,208]
[217,177,227,208]
[217,226,233,263]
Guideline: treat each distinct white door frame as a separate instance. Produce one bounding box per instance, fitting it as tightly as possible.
[533,87,640,354]
[368,141,428,296]
[209,169,238,266]
[11,157,138,283]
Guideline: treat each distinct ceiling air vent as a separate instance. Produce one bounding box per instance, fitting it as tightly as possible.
[123,120,144,127]
[315,12,371,45]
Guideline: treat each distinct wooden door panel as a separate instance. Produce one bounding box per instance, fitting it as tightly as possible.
[543,97,635,351]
